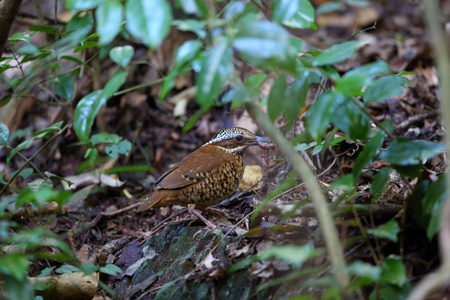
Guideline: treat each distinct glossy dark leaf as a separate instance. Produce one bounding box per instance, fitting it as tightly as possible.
[284,73,318,130]
[305,91,336,141]
[380,256,407,287]
[125,0,172,49]
[352,129,385,177]
[195,42,233,107]
[268,74,287,121]
[96,0,123,45]
[234,21,297,72]
[378,138,446,166]
[109,45,134,67]
[345,60,393,79]
[367,220,399,242]
[65,0,105,11]
[160,40,202,98]
[52,74,74,102]
[74,72,127,143]
[313,41,367,66]
[335,73,367,96]
[331,96,370,141]
[364,75,413,102]
[371,167,392,197]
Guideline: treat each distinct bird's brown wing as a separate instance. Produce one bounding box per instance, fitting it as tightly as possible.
[155,145,233,190]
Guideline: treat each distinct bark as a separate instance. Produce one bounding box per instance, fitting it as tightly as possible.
[0,0,23,58]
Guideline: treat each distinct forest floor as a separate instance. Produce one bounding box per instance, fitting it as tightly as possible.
[2,0,449,299]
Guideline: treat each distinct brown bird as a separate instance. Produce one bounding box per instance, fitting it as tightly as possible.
[137,127,272,213]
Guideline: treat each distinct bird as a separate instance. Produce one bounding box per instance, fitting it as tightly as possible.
[137,127,272,213]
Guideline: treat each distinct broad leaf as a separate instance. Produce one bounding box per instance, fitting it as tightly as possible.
[125,0,172,49]
[65,0,105,10]
[364,75,413,102]
[234,21,298,72]
[73,70,127,144]
[96,0,123,45]
[52,74,74,102]
[380,256,407,287]
[305,91,336,141]
[331,95,370,141]
[352,129,384,177]
[379,138,446,166]
[109,45,134,67]
[368,220,400,242]
[195,42,233,107]
[160,40,202,98]
[268,74,287,121]
[370,167,392,196]
[313,41,367,66]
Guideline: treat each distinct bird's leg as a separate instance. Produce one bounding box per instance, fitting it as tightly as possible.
[187,204,217,229]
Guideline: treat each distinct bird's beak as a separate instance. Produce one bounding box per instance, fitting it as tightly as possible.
[252,136,275,149]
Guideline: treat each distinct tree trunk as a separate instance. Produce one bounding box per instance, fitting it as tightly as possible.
[0,0,23,58]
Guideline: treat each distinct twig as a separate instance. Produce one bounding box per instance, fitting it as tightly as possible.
[0,123,69,195]
[244,102,351,294]
[408,1,450,299]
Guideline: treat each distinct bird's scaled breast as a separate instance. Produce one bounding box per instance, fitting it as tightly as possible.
[176,155,244,208]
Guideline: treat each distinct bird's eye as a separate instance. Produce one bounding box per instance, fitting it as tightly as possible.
[235,135,244,142]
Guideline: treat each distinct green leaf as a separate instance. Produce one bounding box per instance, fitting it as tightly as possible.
[173,19,206,39]
[65,0,106,10]
[335,73,367,96]
[327,174,355,192]
[0,122,9,149]
[313,41,368,66]
[99,264,123,276]
[160,40,202,98]
[345,60,393,79]
[268,74,287,121]
[364,75,413,102]
[368,220,400,242]
[56,265,80,275]
[234,21,298,72]
[352,129,385,177]
[102,71,128,98]
[305,91,336,141]
[380,256,407,287]
[125,0,172,49]
[273,0,316,29]
[346,261,381,281]
[8,32,32,42]
[52,74,74,102]
[285,72,319,130]
[4,276,34,300]
[331,95,370,141]
[0,254,29,280]
[260,243,316,268]
[110,45,134,67]
[286,0,317,29]
[370,167,392,196]
[272,0,299,24]
[414,176,446,239]
[224,1,246,20]
[73,91,105,143]
[11,168,33,180]
[29,25,56,34]
[195,41,233,107]
[74,72,127,143]
[105,139,132,159]
[177,0,208,18]
[80,262,99,275]
[379,138,446,166]
[96,0,123,45]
